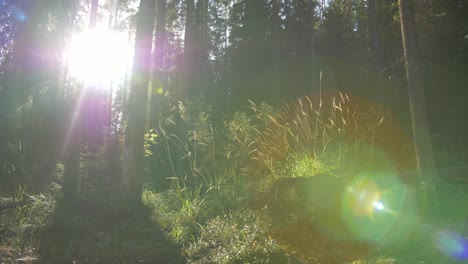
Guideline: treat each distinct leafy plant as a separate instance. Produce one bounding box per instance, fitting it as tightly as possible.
[185,210,297,264]
[144,128,158,157]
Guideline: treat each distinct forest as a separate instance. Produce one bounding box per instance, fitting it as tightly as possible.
[1,0,468,263]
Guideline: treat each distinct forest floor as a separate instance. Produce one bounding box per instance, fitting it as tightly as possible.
[0,192,184,263]
[2,170,468,263]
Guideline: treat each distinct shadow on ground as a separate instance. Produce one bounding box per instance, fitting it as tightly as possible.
[37,192,183,263]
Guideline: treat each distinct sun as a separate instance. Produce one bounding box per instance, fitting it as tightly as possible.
[65,27,132,87]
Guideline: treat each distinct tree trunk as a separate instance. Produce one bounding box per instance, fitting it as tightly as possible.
[89,0,99,28]
[367,0,386,101]
[181,0,196,98]
[195,0,209,97]
[398,0,435,184]
[271,0,281,106]
[180,0,209,98]
[63,124,80,198]
[122,0,156,197]
[150,0,167,129]
[367,0,383,72]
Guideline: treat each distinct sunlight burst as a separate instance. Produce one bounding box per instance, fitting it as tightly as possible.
[65,27,132,87]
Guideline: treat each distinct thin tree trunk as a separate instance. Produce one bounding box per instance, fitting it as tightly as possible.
[367,0,386,101]
[89,0,99,28]
[367,0,383,72]
[398,0,435,184]
[150,0,167,129]
[195,0,209,97]
[306,1,317,90]
[184,0,195,52]
[181,0,195,98]
[271,0,281,106]
[122,26,132,125]
[122,0,156,197]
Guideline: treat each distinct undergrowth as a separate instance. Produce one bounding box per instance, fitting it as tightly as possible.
[143,93,419,263]
[0,184,60,262]
[4,93,463,263]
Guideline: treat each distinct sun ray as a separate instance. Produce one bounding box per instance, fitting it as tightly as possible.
[60,86,87,159]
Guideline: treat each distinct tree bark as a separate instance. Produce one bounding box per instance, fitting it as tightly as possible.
[195,0,209,97]
[150,0,167,129]
[367,0,383,72]
[398,0,435,184]
[122,0,156,197]
[271,0,281,106]
[181,0,196,98]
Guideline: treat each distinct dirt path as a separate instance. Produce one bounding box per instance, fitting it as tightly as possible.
[33,193,183,263]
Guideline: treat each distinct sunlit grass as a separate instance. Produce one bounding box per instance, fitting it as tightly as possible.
[140,94,468,263]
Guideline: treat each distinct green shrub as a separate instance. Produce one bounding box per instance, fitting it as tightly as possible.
[185,210,297,264]
[350,257,396,264]
[144,94,415,263]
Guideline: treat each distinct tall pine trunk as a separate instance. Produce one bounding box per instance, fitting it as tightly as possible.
[368,0,385,101]
[195,0,209,97]
[271,0,281,106]
[398,0,435,185]
[367,0,383,73]
[150,0,167,129]
[63,123,80,198]
[181,0,195,98]
[122,0,156,197]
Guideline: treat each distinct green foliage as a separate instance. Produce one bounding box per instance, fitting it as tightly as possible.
[289,155,330,178]
[225,103,275,174]
[15,193,57,244]
[0,183,60,258]
[144,95,398,263]
[185,211,296,264]
[144,189,211,245]
[350,257,396,264]
[144,179,247,244]
[144,129,158,157]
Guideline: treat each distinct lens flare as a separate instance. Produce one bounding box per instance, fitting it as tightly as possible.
[373,201,385,211]
[342,172,418,245]
[435,230,468,260]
